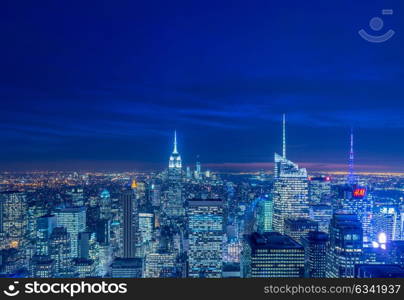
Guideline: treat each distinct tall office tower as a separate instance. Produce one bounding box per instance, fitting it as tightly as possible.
[224,224,241,263]
[110,257,143,278]
[138,212,153,245]
[144,252,177,278]
[372,205,400,243]
[339,131,373,244]
[96,219,110,245]
[326,212,363,278]
[36,215,56,255]
[302,231,328,278]
[272,115,309,234]
[121,189,138,258]
[99,189,111,220]
[68,187,85,207]
[49,227,71,277]
[27,201,48,241]
[309,204,333,233]
[166,131,184,218]
[98,243,111,277]
[195,156,201,180]
[55,207,86,258]
[308,176,332,204]
[242,232,305,278]
[186,166,192,179]
[150,183,161,207]
[0,191,28,250]
[78,232,91,259]
[187,199,224,278]
[284,218,318,244]
[338,184,372,244]
[137,212,154,257]
[257,196,273,233]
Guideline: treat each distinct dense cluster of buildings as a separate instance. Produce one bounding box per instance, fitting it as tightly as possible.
[0,117,404,278]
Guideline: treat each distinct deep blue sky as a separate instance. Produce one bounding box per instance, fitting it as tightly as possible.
[1,0,403,172]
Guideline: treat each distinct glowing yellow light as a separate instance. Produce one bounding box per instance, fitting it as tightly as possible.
[10,241,19,248]
[131,180,138,189]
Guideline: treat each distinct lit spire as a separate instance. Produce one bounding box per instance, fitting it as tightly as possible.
[348,128,355,185]
[173,130,178,154]
[282,114,286,158]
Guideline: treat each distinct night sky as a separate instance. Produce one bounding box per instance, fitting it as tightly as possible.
[1,0,403,172]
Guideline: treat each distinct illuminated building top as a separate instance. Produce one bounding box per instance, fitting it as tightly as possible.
[169,130,182,169]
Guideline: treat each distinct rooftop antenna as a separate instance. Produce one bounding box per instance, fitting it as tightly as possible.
[282,114,286,158]
[173,130,178,154]
[348,128,355,185]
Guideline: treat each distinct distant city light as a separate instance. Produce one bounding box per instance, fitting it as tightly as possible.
[378,232,387,244]
[352,187,366,198]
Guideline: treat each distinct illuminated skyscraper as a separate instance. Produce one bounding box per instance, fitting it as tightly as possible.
[326,212,363,278]
[187,199,224,278]
[372,205,400,243]
[99,189,111,220]
[302,231,328,278]
[36,215,56,256]
[257,196,273,233]
[144,252,177,278]
[121,189,138,258]
[138,212,153,244]
[0,191,28,250]
[49,227,71,277]
[165,131,184,218]
[272,115,309,234]
[68,187,85,207]
[55,207,86,258]
[195,156,201,180]
[242,232,304,278]
[169,130,182,169]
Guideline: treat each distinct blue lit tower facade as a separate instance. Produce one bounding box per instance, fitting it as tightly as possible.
[36,215,56,256]
[187,199,224,278]
[340,131,373,244]
[0,191,28,250]
[120,188,138,258]
[55,207,86,258]
[326,212,363,278]
[99,189,111,220]
[272,115,309,234]
[49,227,72,277]
[242,232,304,278]
[166,131,184,218]
[302,231,328,278]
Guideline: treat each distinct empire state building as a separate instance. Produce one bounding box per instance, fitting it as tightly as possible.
[169,131,182,170]
[165,131,184,218]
